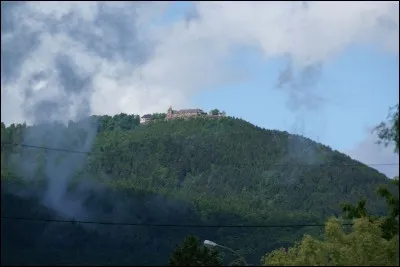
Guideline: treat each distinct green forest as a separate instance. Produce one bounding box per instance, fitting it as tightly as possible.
[1,105,398,266]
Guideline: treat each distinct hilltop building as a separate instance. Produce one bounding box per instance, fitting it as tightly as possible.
[140,106,226,124]
[140,114,153,124]
[166,106,207,120]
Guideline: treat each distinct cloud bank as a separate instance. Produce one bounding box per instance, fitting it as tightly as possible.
[1,1,398,125]
[346,128,399,178]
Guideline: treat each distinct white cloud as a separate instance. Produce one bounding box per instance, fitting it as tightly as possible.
[346,129,399,178]
[1,1,399,125]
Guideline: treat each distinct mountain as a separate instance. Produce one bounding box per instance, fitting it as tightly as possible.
[0,114,392,265]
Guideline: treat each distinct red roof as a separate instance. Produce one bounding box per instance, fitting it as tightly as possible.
[174,109,203,114]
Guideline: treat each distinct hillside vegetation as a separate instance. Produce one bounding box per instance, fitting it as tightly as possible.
[260,104,399,266]
[85,116,390,218]
[0,114,393,265]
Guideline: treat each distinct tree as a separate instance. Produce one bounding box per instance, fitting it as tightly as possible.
[261,217,399,266]
[261,104,400,266]
[152,113,167,120]
[341,199,369,220]
[376,177,399,240]
[341,103,399,240]
[2,112,393,265]
[168,235,222,266]
[341,177,399,240]
[210,109,220,116]
[374,104,399,153]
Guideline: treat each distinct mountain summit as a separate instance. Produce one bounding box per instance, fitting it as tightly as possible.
[0,114,391,265]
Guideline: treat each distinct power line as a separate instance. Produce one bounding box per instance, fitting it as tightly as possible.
[1,141,99,155]
[0,216,354,228]
[1,141,398,167]
[1,175,355,229]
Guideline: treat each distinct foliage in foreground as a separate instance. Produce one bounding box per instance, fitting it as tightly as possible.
[375,104,399,153]
[341,177,399,240]
[262,103,400,266]
[261,217,399,266]
[168,235,222,266]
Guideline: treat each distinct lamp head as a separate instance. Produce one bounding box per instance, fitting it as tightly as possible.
[203,240,218,248]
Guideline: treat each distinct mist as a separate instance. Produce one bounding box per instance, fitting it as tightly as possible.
[0,1,157,221]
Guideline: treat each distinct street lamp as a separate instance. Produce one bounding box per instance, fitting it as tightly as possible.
[203,240,249,266]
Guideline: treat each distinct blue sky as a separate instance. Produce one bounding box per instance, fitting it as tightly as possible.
[163,2,399,153]
[193,44,399,152]
[165,1,399,177]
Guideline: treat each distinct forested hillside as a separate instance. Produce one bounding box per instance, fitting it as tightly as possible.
[0,114,393,265]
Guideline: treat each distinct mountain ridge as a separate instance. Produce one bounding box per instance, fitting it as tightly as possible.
[0,114,393,265]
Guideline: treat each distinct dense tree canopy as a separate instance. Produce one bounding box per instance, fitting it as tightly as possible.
[263,177,399,266]
[262,103,399,266]
[0,112,394,265]
[262,217,399,266]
